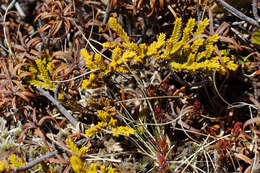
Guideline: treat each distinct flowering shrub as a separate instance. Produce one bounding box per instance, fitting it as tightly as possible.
[81,17,238,89]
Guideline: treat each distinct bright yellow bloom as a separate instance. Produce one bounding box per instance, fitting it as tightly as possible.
[0,159,10,171]
[81,74,97,89]
[97,110,111,122]
[181,18,195,43]
[108,17,130,43]
[85,122,105,137]
[103,42,117,48]
[87,163,98,173]
[194,18,210,37]
[112,126,136,137]
[109,117,118,127]
[70,155,86,173]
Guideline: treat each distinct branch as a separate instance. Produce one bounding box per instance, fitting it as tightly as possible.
[252,0,260,22]
[14,150,57,172]
[36,86,78,127]
[215,0,259,27]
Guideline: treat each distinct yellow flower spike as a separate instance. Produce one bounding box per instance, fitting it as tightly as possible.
[81,49,91,63]
[29,57,56,91]
[112,126,136,137]
[127,42,139,52]
[100,165,107,173]
[156,33,166,49]
[0,160,10,171]
[171,62,183,72]
[81,49,96,70]
[9,154,26,168]
[194,18,210,37]
[181,18,195,43]
[170,17,182,44]
[111,47,122,62]
[207,34,220,44]
[81,73,97,89]
[205,45,215,59]
[103,42,117,48]
[85,122,105,137]
[147,42,158,56]
[108,167,119,173]
[186,53,196,65]
[139,43,148,54]
[122,51,136,63]
[94,54,106,70]
[117,66,129,73]
[88,163,98,172]
[67,138,80,154]
[97,110,111,122]
[79,147,88,156]
[134,56,144,63]
[109,117,118,127]
[191,38,204,54]
[108,17,130,43]
[70,155,86,173]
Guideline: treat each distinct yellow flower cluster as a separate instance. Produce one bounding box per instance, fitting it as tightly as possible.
[108,17,130,43]
[85,121,106,136]
[112,126,136,137]
[81,48,107,89]
[0,159,10,171]
[0,154,26,171]
[67,138,88,156]
[71,162,119,173]
[147,33,165,56]
[68,139,119,173]
[81,49,106,71]
[86,163,119,173]
[161,18,238,72]
[68,138,88,173]
[81,73,98,89]
[103,17,238,74]
[28,56,56,91]
[70,155,87,173]
[85,105,135,138]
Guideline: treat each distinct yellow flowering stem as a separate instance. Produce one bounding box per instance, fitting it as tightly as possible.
[108,17,130,43]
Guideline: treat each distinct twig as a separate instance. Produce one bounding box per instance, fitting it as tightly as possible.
[103,0,111,24]
[214,0,259,27]
[14,150,57,171]
[14,2,25,17]
[36,86,78,127]
[252,0,260,22]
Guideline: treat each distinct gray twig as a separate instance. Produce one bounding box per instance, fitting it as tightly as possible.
[103,0,111,24]
[14,2,25,17]
[252,0,260,22]
[36,86,78,127]
[14,150,57,172]
[215,0,259,27]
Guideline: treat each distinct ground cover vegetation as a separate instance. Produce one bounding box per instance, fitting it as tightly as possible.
[0,0,260,172]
